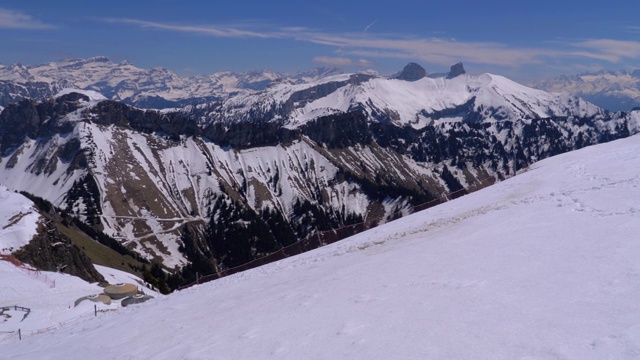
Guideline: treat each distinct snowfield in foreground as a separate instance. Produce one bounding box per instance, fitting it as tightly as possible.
[3,134,640,359]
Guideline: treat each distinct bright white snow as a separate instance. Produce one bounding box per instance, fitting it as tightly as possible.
[54,88,107,102]
[2,134,640,358]
[214,72,603,129]
[0,186,39,254]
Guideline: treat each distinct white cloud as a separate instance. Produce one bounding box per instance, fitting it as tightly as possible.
[106,18,640,68]
[313,56,373,68]
[0,8,54,30]
[310,35,550,66]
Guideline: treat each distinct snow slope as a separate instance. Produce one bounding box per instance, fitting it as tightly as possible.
[1,132,639,358]
[0,186,39,254]
[0,261,157,342]
[0,260,106,336]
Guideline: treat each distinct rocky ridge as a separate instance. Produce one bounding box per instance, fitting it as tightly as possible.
[0,62,639,287]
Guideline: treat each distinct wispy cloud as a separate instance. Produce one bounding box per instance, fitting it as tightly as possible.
[0,8,54,30]
[105,18,272,38]
[306,34,551,66]
[570,39,640,62]
[313,56,373,68]
[105,18,640,68]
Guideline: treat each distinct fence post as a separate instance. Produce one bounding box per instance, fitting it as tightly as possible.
[18,328,21,340]
[94,304,97,317]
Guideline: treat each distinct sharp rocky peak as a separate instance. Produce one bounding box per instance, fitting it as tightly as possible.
[395,62,466,81]
[395,62,427,81]
[447,62,466,79]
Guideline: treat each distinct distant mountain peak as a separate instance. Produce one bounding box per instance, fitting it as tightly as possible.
[395,62,426,81]
[531,68,640,111]
[59,56,112,66]
[447,62,466,79]
[86,55,111,62]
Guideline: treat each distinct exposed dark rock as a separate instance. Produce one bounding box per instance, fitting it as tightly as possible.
[63,174,102,226]
[395,63,426,81]
[13,219,105,283]
[447,62,466,79]
[301,110,372,148]
[122,95,221,110]
[87,100,200,138]
[202,121,299,149]
[0,93,87,155]
[283,74,374,113]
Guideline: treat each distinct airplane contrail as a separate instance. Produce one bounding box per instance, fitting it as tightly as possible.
[364,20,378,33]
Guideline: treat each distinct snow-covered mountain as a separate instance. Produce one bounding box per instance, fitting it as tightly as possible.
[531,69,640,111]
[2,132,640,359]
[195,63,602,128]
[0,84,637,274]
[0,56,342,109]
[1,60,638,280]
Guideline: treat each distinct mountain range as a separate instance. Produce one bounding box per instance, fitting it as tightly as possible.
[0,58,639,289]
[0,56,343,110]
[531,69,640,111]
[2,56,639,112]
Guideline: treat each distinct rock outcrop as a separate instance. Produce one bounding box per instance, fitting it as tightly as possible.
[395,63,427,81]
[14,219,105,283]
[447,62,466,79]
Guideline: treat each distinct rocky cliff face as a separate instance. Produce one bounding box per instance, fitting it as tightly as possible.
[395,63,426,81]
[447,62,466,79]
[0,93,88,155]
[14,218,105,283]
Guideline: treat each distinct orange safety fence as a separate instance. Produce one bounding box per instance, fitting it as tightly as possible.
[0,255,56,288]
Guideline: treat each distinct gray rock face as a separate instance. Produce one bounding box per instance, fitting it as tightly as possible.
[447,63,466,79]
[13,219,105,283]
[0,93,87,155]
[396,63,427,81]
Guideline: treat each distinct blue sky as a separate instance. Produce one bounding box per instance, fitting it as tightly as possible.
[1,1,639,81]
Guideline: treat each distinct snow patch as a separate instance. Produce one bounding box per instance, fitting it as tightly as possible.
[54,88,107,102]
